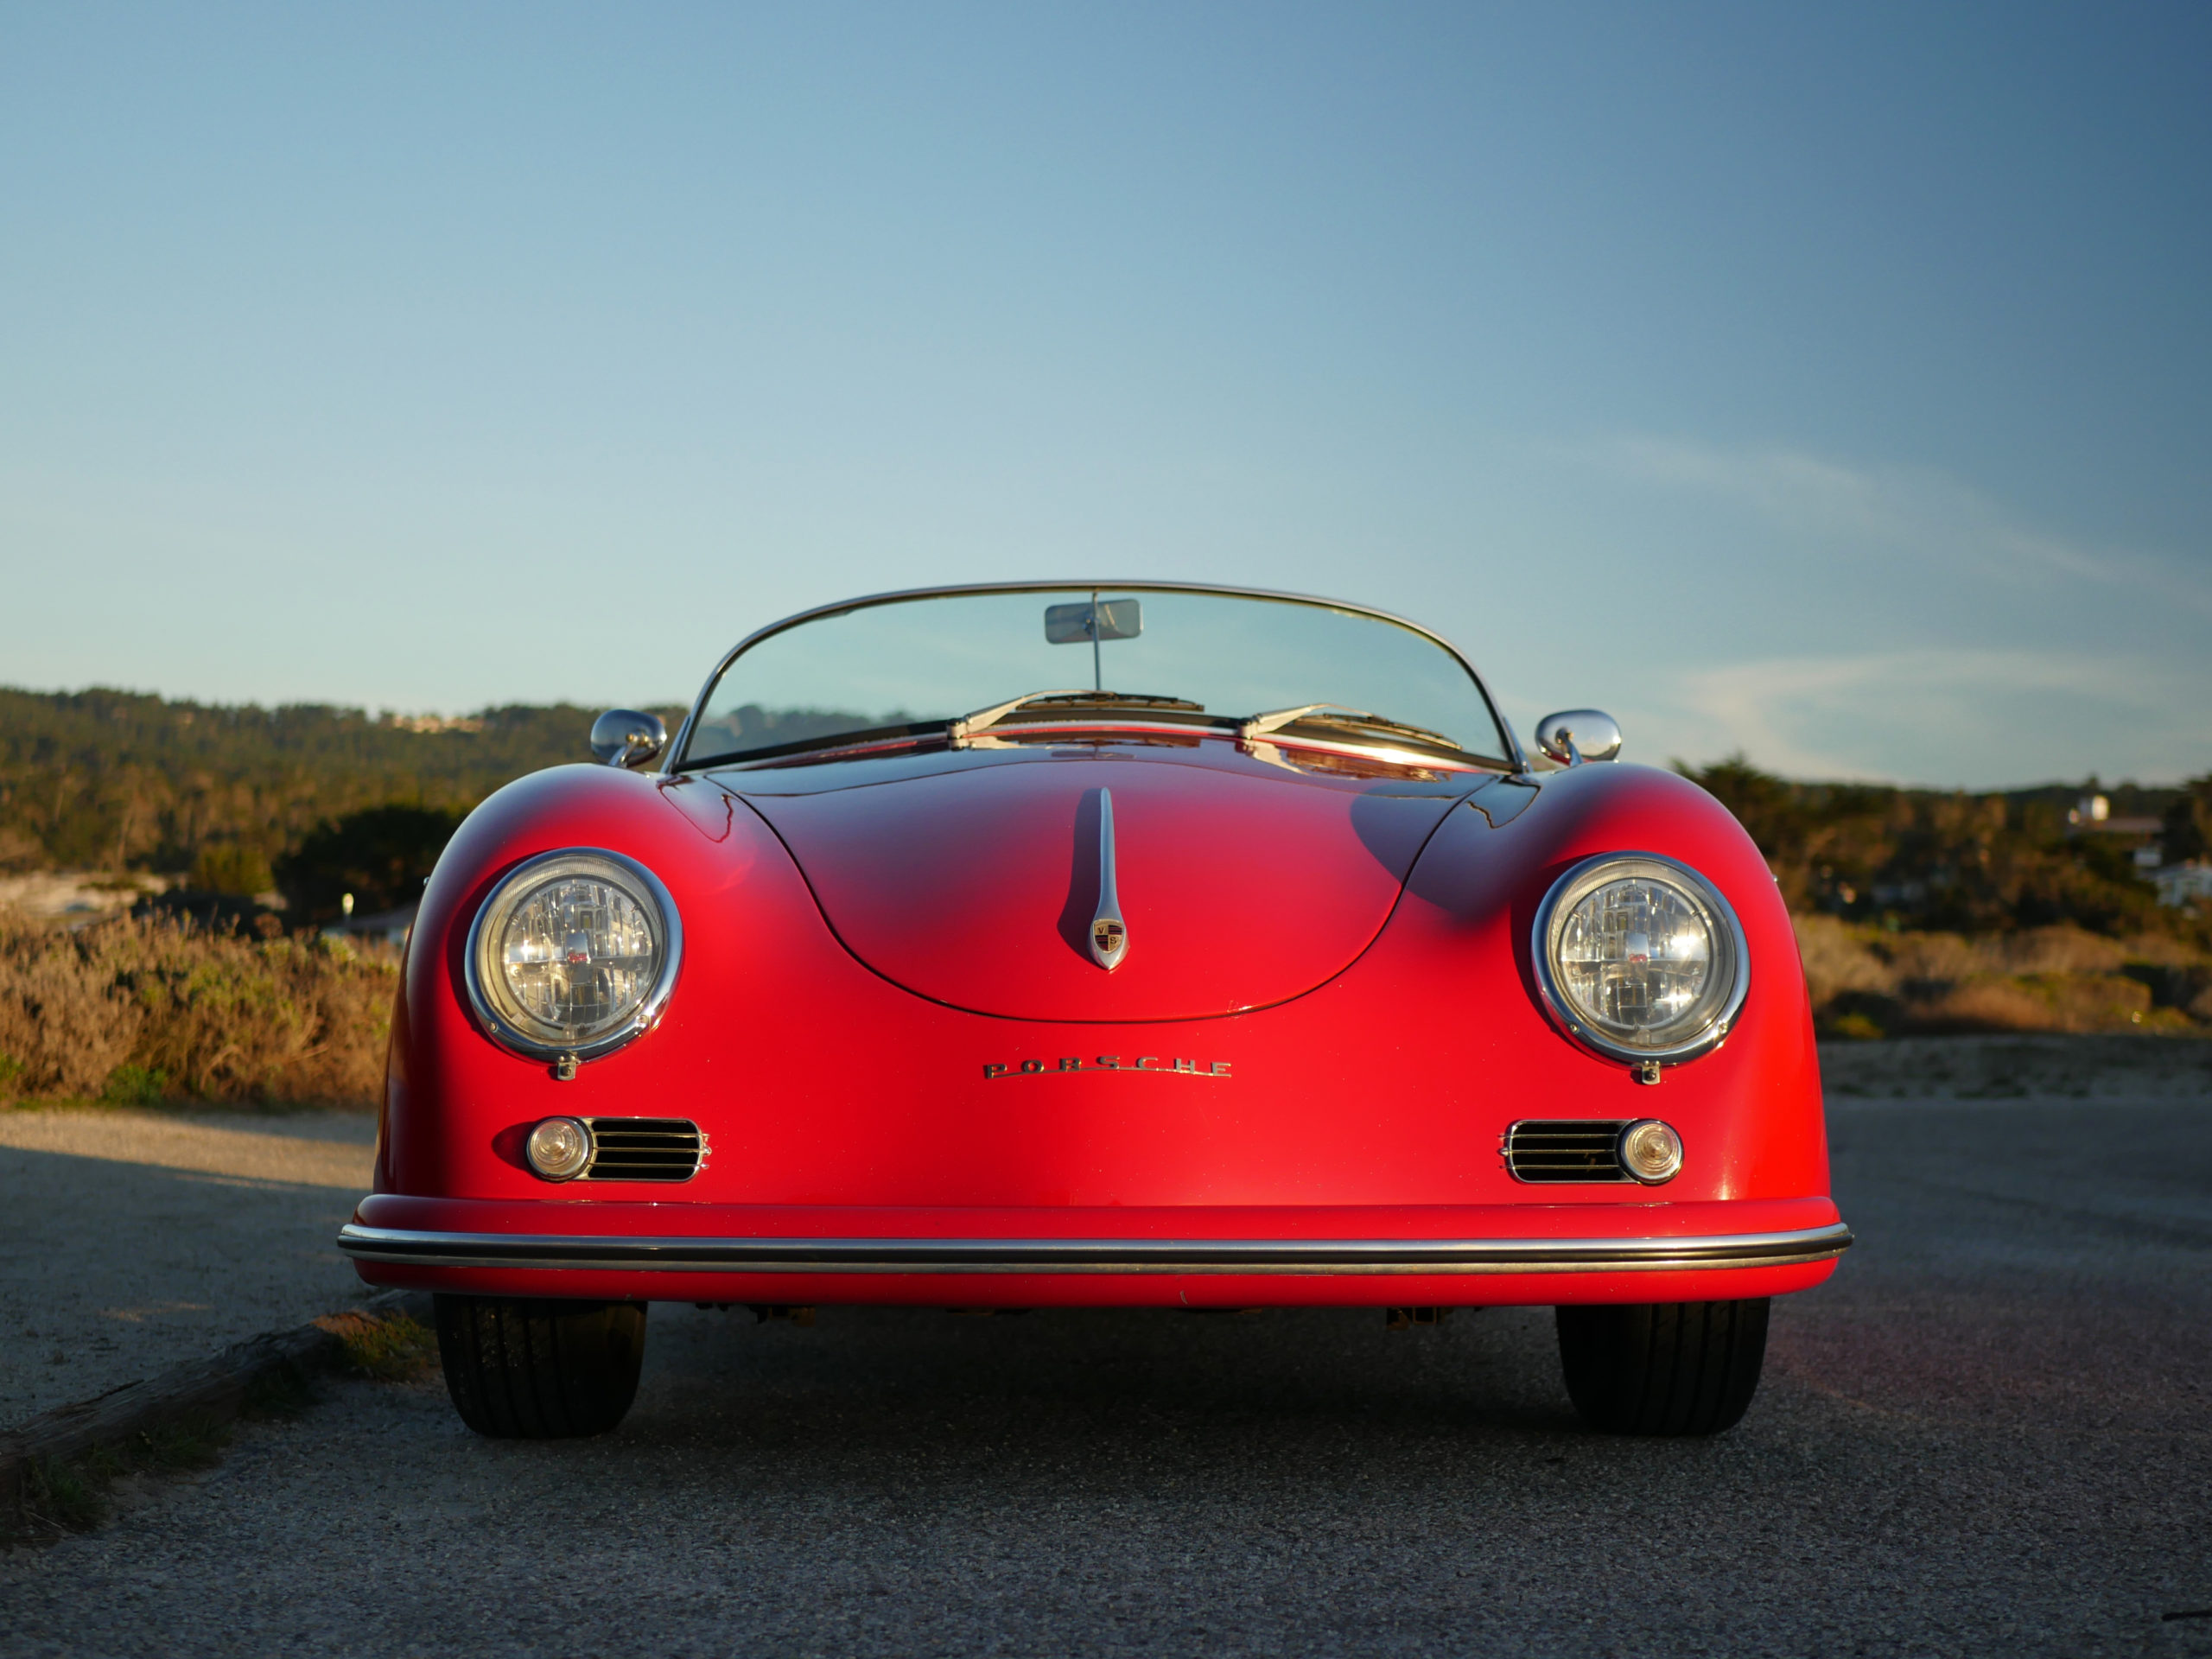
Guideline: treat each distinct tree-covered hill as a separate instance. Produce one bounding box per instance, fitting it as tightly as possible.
[2,685,2204,952]
[0,687,683,877]
[1678,757,2207,943]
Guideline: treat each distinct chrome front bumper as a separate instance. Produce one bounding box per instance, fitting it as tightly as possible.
[337,1220,1853,1276]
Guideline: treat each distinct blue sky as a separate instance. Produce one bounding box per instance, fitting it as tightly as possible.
[3,3,2207,788]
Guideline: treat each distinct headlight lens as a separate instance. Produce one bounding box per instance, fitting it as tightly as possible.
[1534,853,1749,1065]
[465,849,682,1062]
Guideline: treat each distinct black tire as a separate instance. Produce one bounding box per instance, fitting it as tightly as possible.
[1554,1298,1770,1436]
[433,1295,647,1439]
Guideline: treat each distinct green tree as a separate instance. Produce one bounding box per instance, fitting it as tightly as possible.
[276,805,465,924]
[191,842,273,894]
[2164,777,2211,864]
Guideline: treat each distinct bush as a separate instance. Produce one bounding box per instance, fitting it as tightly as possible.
[1796,914,2207,1038]
[276,804,461,925]
[0,914,397,1107]
[99,1065,169,1106]
[191,842,274,895]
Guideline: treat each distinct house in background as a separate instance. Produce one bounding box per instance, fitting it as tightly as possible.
[2150,861,2212,909]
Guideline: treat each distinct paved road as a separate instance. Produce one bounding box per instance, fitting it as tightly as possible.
[5,1092,2209,1657]
[0,1110,375,1427]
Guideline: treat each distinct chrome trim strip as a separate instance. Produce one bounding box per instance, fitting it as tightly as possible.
[667,580,1529,775]
[1089,787,1127,970]
[337,1220,1851,1275]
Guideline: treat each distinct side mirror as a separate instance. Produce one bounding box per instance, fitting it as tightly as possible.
[1534,709,1623,766]
[590,709,669,770]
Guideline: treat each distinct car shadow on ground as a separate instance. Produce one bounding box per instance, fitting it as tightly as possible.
[635,1303,1586,1451]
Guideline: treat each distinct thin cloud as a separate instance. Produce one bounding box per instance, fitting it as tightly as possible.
[1671,648,2202,785]
[1603,436,2212,621]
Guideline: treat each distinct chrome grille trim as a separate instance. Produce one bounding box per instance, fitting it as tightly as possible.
[336,1221,1853,1275]
[582,1117,705,1183]
[1505,1120,1632,1183]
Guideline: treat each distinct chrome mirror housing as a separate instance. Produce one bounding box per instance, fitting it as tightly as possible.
[1535,709,1623,766]
[590,709,669,770]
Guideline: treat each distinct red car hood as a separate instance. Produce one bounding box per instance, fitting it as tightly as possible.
[729,746,1480,1022]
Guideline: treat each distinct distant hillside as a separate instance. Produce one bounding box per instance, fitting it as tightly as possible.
[1679,758,2206,944]
[0,688,683,876]
[2,686,2205,954]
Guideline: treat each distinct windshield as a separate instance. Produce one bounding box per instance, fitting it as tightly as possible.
[677,586,1513,769]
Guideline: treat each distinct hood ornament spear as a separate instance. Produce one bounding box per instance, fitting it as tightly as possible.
[1090,788,1128,971]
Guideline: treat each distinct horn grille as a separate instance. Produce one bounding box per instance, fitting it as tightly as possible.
[1504,1119,1631,1183]
[581,1117,706,1183]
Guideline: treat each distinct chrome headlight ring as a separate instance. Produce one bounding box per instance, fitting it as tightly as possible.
[462,848,683,1065]
[1531,851,1751,1068]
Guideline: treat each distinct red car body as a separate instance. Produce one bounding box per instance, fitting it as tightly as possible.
[346,696,1842,1307]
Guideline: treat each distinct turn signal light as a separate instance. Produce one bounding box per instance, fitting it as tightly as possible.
[526,1116,594,1181]
[1617,1119,1683,1185]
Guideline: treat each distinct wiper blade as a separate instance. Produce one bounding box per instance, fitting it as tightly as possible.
[950,690,1204,747]
[695,720,941,769]
[1238,703,1464,752]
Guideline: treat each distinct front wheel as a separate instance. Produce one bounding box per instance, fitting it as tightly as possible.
[1554,1299,1770,1436]
[433,1295,647,1439]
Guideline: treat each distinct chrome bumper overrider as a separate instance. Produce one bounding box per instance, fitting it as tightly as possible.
[336,1221,1853,1275]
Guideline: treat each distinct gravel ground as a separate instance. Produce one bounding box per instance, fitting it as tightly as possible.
[3,1087,2209,1657]
[1815,1033,2212,1098]
[0,1109,375,1427]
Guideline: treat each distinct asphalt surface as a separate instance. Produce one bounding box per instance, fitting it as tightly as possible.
[4,1090,2209,1658]
[0,1110,375,1426]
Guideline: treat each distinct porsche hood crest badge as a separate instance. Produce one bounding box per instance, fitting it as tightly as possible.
[1090,788,1129,971]
[1091,917,1126,964]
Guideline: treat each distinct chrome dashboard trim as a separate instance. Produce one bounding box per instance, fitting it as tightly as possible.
[709,719,1504,777]
[337,1220,1852,1275]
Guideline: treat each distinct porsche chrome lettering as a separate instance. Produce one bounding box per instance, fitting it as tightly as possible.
[983,1057,1231,1079]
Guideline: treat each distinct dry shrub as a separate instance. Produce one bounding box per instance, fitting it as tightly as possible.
[1905,972,2153,1034]
[1906,978,2058,1033]
[1880,931,1983,982]
[1987,925,2127,976]
[1793,915,1894,1007]
[2119,932,2206,969]
[0,925,145,1096]
[0,914,397,1108]
[1793,913,2205,1038]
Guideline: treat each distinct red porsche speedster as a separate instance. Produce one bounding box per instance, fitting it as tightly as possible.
[340,582,1848,1439]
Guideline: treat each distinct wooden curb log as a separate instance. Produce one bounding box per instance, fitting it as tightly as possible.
[0,1287,433,1533]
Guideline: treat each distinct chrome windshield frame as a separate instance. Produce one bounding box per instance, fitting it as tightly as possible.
[666,580,1529,774]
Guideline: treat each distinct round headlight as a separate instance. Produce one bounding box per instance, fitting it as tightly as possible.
[1532,853,1749,1066]
[464,849,682,1063]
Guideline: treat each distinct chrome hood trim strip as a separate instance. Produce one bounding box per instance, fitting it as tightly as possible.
[1089,787,1128,970]
[337,1220,1852,1275]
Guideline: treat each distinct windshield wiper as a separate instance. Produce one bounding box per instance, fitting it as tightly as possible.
[1238,703,1463,752]
[949,690,1203,747]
